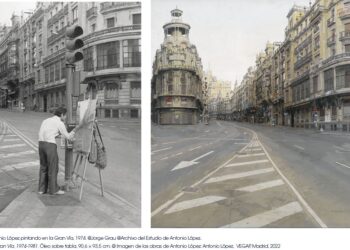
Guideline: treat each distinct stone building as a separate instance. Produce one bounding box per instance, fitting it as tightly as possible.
[151,8,203,125]
[225,0,350,131]
[0,2,141,119]
[0,15,21,109]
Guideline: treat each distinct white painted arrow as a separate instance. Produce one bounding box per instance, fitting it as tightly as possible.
[171,151,214,171]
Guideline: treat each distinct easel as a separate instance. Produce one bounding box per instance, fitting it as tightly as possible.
[72,121,104,201]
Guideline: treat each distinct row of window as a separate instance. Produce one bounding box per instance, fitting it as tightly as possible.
[83,39,141,71]
[42,59,66,84]
[292,65,350,102]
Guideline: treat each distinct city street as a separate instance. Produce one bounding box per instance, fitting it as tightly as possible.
[0,109,140,227]
[152,120,350,228]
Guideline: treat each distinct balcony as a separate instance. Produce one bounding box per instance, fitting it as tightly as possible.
[294,52,312,70]
[86,6,97,19]
[339,8,350,20]
[327,16,335,26]
[310,4,324,22]
[327,36,336,47]
[82,25,141,42]
[47,27,66,45]
[339,31,350,43]
[321,52,350,67]
[100,2,140,13]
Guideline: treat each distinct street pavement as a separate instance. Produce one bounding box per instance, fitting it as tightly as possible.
[0,109,140,227]
[151,120,342,228]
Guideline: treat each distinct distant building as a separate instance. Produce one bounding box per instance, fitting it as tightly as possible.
[151,8,203,125]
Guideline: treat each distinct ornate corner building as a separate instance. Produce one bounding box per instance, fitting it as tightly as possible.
[151,9,204,125]
[0,2,141,119]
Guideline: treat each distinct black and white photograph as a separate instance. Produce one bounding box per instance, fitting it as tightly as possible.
[0,1,141,228]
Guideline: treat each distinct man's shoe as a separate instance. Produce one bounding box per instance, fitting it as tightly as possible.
[38,191,44,195]
[54,190,65,195]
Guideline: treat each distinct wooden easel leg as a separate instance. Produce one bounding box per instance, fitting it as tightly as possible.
[98,168,104,197]
[79,156,88,201]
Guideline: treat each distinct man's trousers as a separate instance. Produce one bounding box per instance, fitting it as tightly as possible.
[38,141,60,194]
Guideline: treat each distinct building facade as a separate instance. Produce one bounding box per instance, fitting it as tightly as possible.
[218,0,350,131]
[151,9,204,125]
[1,2,141,119]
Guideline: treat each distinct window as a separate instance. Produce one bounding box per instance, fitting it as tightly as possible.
[55,61,60,81]
[72,7,78,22]
[61,59,66,79]
[107,18,115,28]
[37,69,41,83]
[105,82,119,99]
[313,76,318,93]
[50,64,54,82]
[324,69,334,91]
[91,23,96,32]
[83,46,94,71]
[123,39,141,67]
[346,44,350,53]
[97,41,119,69]
[130,82,141,98]
[336,65,350,89]
[181,72,186,94]
[132,14,141,25]
[45,67,49,83]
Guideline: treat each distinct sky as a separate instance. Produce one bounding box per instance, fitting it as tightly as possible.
[0,1,37,26]
[152,0,313,87]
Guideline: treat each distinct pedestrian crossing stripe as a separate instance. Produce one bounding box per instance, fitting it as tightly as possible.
[237,153,265,158]
[221,202,303,228]
[1,161,39,172]
[205,168,274,184]
[236,179,284,192]
[0,150,35,159]
[3,138,21,142]
[0,144,26,149]
[225,159,269,167]
[164,196,226,214]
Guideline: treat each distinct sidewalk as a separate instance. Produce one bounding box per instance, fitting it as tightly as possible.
[0,173,140,227]
[1,109,141,125]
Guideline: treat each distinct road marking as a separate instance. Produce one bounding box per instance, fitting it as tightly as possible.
[0,150,36,159]
[236,179,284,192]
[234,143,248,145]
[152,137,253,217]
[237,153,265,158]
[164,196,226,214]
[233,124,327,228]
[335,162,350,169]
[205,130,210,133]
[0,143,26,149]
[2,161,39,172]
[222,202,303,228]
[151,147,172,155]
[189,146,202,151]
[192,151,214,162]
[162,141,177,145]
[5,135,17,137]
[293,145,305,150]
[205,168,274,184]
[174,152,183,156]
[171,151,215,171]
[244,148,262,151]
[5,121,139,211]
[160,157,169,160]
[226,159,269,167]
[3,138,21,142]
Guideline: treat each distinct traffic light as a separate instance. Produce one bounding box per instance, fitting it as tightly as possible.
[65,25,84,64]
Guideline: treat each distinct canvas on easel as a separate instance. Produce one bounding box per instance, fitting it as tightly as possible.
[72,98,104,201]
